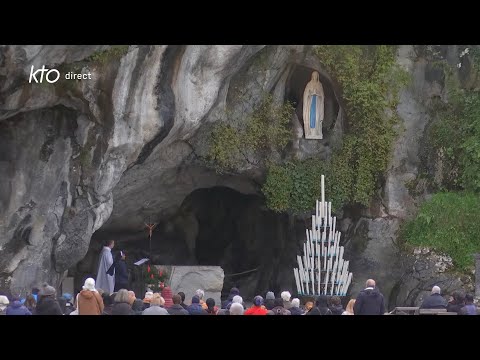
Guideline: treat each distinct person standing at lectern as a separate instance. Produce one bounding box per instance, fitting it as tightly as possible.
[113,251,129,292]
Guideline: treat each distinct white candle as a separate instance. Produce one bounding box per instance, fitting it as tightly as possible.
[294,268,301,294]
[321,175,325,203]
[297,256,305,294]
[324,202,327,225]
[328,202,332,221]
[325,258,331,294]
[317,243,321,294]
[345,273,353,296]
[316,200,319,218]
[311,265,315,296]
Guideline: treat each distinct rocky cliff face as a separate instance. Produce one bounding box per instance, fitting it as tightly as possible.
[0,45,470,305]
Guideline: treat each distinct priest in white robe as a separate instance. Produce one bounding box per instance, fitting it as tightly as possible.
[96,240,115,294]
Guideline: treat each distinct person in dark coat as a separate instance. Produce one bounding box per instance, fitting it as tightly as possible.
[6,296,32,315]
[221,287,240,309]
[35,283,63,315]
[267,298,291,315]
[353,279,385,315]
[187,295,207,315]
[459,293,478,315]
[329,296,344,315]
[447,290,466,314]
[420,286,447,309]
[102,292,115,315]
[289,298,304,315]
[131,298,145,315]
[168,294,190,315]
[178,292,188,310]
[306,295,332,315]
[264,291,275,310]
[113,251,129,292]
[111,289,135,315]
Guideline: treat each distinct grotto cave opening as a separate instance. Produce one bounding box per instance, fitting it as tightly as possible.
[72,186,306,301]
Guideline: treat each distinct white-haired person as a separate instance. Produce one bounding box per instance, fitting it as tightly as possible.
[143,291,153,309]
[77,278,104,315]
[281,291,292,309]
[218,295,244,315]
[229,302,244,315]
[195,289,207,310]
[142,293,169,315]
[0,295,9,315]
[112,289,135,315]
[419,285,447,310]
[289,298,304,315]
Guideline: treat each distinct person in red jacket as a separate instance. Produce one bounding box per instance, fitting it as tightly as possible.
[244,296,268,315]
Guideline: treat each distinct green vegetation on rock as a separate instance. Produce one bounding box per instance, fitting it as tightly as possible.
[262,46,409,213]
[87,45,129,65]
[314,45,410,209]
[427,48,480,192]
[206,94,293,172]
[263,159,326,213]
[403,192,480,271]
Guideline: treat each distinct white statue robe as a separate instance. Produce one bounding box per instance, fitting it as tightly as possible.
[96,246,115,293]
[303,72,324,139]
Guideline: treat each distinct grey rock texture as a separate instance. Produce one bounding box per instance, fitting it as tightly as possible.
[0,45,473,305]
[166,265,224,306]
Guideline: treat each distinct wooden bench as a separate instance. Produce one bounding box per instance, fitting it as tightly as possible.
[418,308,448,315]
[389,307,419,315]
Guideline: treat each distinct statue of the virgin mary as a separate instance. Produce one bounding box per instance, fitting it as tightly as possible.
[303,71,324,139]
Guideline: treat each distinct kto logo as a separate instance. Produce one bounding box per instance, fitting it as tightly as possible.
[29,65,60,84]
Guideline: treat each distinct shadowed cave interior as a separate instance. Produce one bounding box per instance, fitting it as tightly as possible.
[74,186,306,300]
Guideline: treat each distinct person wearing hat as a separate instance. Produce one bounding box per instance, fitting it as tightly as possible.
[77,278,104,315]
[187,295,207,315]
[244,296,268,315]
[0,295,9,315]
[6,295,32,315]
[221,287,240,309]
[264,291,275,310]
[35,283,63,315]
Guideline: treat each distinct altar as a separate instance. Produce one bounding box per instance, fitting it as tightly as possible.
[135,265,225,306]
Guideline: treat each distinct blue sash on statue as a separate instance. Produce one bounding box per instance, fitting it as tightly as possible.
[310,95,317,128]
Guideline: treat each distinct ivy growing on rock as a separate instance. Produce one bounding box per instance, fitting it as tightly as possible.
[426,46,480,192]
[403,191,480,271]
[87,45,130,65]
[262,46,409,214]
[206,94,294,173]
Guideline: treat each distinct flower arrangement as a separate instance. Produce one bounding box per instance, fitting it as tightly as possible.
[144,264,168,292]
